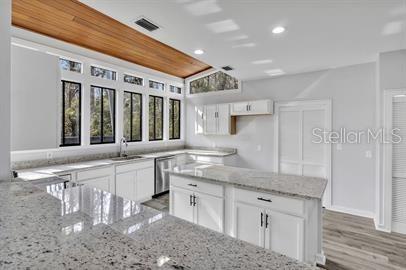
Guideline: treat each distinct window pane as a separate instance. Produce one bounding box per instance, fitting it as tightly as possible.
[149,80,165,91]
[102,89,115,143]
[169,99,173,140]
[90,86,102,144]
[155,97,163,140]
[170,85,181,94]
[62,81,81,145]
[59,58,82,73]
[91,66,117,80]
[124,74,143,86]
[123,92,131,141]
[149,97,155,140]
[189,71,238,94]
[169,99,180,140]
[132,93,142,141]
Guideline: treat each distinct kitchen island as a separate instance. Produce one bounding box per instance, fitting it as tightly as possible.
[168,163,327,265]
[0,177,317,269]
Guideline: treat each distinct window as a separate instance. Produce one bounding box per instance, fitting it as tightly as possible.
[169,99,181,140]
[59,58,82,73]
[169,85,182,94]
[90,86,116,144]
[149,80,165,91]
[189,71,239,94]
[123,92,142,142]
[91,66,117,80]
[61,81,81,146]
[149,95,163,141]
[124,74,143,86]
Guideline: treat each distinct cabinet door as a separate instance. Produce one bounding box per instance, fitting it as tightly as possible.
[170,187,194,223]
[249,100,271,114]
[195,106,205,134]
[217,104,230,135]
[194,192,224,232]
[81,176,111,193]
[136,166,155,201]
[231,102,248,115]
[264,210,304,261]
[234,201,264,247]
[204,105,218,134]
[116,171,136,200]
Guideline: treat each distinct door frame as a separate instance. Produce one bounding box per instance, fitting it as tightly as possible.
[274,99,332,208]
[380,89,406,233]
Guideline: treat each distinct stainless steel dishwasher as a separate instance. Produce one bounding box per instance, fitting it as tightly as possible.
[154,155,177,197]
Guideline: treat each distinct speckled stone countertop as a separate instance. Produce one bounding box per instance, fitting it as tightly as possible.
[0,178,317,269]
[169,163,327,200]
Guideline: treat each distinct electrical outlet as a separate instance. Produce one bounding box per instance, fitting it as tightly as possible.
[336,144,343,151]
[46,152,53,160]
[365,150,372,158]
[256,145,262,151]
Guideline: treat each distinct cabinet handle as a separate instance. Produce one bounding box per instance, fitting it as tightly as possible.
[190,195,193,206]
[249,105,251,111]
[193,195,196,206]
[188,183,197,187]
[265,214,269,228]
[260,212,264,227]
[246,105,249,111]
[257,197,272,203]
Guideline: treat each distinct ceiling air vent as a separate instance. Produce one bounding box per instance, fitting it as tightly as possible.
[222,65,234,71]
[134,17,160,32]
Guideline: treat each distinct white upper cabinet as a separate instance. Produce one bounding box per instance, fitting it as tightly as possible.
[204,104,219,135]
[203,104,234,135]
[195,106,205,135]
[231,99,273,116]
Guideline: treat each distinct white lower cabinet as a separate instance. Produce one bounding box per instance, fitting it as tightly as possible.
[75,166,115,194]
[234,202,264,247]
[170,177,224,233]
[115,160,154,202]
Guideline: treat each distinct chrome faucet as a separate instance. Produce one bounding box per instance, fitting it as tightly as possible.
[119,137,128,157]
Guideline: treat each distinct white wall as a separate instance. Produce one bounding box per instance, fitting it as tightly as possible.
[186,63,376,216]
[11,46,60,151]
[0,0,11,180]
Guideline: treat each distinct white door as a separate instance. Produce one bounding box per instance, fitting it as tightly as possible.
[194,192,224,232]
[170,186,194,223]
[136,166,154,201]
[204,105,218,134]
[116,171,136,200]
[195,106,205,134]
[275,100,331,207]
[264,210,304,261]
[81,176,111,193]
[234,201,264,247]
[217,104,230,135]
[249,100,269,114]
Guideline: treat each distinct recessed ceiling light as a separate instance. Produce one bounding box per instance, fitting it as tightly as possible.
[194,49,205,55]
[272,26,285,34]
[252,59,273,65]
[265,69,285,76]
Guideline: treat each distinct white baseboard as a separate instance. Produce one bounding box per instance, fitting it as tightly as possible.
[374,221,391,233]
[327,205,375,219]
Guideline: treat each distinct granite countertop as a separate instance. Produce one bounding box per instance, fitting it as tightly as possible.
[168,163,327,200]
[0,178,317,269]
[16,148,237,181]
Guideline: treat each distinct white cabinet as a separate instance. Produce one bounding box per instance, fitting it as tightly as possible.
[170,176,224,232]
[231,99,273,116]
[115,160,154,202]
[204,103,234,135]
[75,166,115,194]
[195,106,205,135]
[234,201,264,247]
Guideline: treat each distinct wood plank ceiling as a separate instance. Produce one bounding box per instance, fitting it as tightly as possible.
[12,0,211,78]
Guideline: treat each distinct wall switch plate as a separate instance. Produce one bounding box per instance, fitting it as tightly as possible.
[46,152,53,160]
[256,145,262,151]
[336,144,343,151]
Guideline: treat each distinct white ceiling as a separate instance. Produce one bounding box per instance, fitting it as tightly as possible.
[81,0,406,80]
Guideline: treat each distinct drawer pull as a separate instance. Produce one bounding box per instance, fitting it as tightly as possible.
[257,197,272,203]
[188,184,197,187]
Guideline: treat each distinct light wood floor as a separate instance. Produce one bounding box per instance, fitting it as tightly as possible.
[322,210,406,270]
[145,195,406,270]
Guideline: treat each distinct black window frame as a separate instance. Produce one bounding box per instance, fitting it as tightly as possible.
[123,91,143,142]
[123,74,144,86]
[169,85,182,94]
[169,98,181,140]
[149,80,165,91]
[61,80,82,147]
[90,85,116,145]
[149,95,164,141]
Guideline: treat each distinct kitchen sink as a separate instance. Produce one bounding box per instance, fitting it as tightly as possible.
[111,155,144,161]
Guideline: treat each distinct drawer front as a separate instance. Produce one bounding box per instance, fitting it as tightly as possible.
[171,175,224,197]
[76,166,113,181]
[116,160,154,174]
[234,188,305,216]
